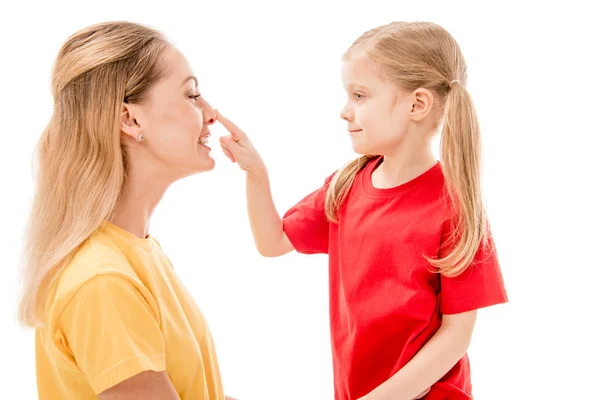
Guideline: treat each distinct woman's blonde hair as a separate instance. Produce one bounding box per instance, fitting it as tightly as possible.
[18,21,170,327]
[325,21,487,277]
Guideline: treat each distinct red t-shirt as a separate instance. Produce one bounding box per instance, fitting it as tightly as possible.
[282,157,508,400]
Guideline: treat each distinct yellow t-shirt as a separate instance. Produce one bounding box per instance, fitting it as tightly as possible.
[35,221,225,399]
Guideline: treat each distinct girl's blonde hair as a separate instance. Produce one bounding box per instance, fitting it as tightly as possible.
[325,21,487,277]
[18,21,169,327]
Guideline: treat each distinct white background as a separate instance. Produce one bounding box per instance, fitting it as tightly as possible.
[1,0,599,398]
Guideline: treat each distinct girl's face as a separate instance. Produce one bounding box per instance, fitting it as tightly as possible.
[340,57,414,156]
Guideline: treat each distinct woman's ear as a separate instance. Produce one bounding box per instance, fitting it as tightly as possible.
[121,103,142,141]
[409,88,434,121]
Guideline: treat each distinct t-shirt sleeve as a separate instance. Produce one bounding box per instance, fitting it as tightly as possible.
[282,173,334,254]
[58,274,167,394]
[440,226,508,315]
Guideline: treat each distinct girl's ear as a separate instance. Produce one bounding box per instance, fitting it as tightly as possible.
[409,88,434,121]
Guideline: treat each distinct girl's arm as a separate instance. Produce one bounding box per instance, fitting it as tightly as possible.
[245,170,294,257]
[360,310,477,400]
[217,112,293,257]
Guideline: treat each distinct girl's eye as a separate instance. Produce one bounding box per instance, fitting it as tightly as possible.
[355,93,364,101]
[189,94,201,101]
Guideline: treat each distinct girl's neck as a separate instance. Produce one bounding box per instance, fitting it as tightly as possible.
[371,136,437,189]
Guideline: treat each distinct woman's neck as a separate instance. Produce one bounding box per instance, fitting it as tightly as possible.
[108,161,171,239]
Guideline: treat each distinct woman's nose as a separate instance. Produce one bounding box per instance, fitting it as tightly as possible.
[203,107,217,125]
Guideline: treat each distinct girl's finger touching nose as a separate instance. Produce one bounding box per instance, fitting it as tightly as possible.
[215,110,246,142]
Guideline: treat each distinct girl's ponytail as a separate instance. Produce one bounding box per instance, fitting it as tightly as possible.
[427,81,488,277]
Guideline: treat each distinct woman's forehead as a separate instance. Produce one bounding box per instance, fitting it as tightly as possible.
[161,47,195,85]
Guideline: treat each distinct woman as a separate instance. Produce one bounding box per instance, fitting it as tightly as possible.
[19,21,234,399]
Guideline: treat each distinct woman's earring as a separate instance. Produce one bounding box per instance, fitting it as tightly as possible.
[137,133,144,142]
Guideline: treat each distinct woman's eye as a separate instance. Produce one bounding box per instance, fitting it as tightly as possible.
[355,93,363,101]
[189,94,201,101]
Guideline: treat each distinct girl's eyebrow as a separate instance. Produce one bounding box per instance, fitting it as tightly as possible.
[345,82,369,91]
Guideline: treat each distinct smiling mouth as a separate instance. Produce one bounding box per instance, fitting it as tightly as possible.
[198,132,211,145]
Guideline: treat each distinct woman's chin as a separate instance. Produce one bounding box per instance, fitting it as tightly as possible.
[178,156,215,178]
[204,157,216,171]
[195,156,215,173]
[194,144,215,170]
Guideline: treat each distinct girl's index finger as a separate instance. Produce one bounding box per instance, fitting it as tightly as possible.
[215,110,246,142]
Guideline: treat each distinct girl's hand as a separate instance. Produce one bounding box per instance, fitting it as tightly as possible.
[216,110,266,177]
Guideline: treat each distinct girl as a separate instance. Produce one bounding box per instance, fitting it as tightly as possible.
[218,21,507,400]
[19,21,235,400]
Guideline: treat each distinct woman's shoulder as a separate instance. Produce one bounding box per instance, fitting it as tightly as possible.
[46,234,141,321]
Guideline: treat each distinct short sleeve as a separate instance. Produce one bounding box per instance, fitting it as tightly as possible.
[282,173,334,254]
[58,275,166,394]
[440,229,508,315]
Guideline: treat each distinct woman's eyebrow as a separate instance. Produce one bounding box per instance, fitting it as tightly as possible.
[181,76,198,87]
